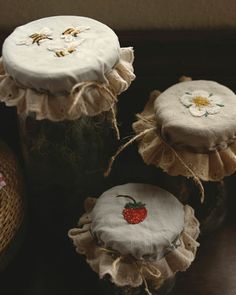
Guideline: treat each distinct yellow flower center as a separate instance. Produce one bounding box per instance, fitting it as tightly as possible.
[193,96,210,107]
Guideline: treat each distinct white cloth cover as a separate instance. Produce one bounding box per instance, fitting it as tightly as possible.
[133,84,236,181]
[2,16,120,94]
[0,16,135,121]
[0,47,135,121]
[154,80,236,153]
[91,183,185,260]
[68,184,200,289]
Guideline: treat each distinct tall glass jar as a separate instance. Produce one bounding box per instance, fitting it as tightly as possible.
[19,113,117,236]
[0,16,135,238]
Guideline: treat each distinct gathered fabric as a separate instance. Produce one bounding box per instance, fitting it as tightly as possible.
[68,198,199,292]
[132,92,236,182]
[0,47,135,121]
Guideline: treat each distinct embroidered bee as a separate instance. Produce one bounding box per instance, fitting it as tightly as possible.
[55,46,76,57]
[47,40,84,57]
[17,27,53,46]
[61,26,90,42]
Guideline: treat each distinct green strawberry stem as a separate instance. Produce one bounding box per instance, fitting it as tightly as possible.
[116,195,145,209]
[116,195,137,204]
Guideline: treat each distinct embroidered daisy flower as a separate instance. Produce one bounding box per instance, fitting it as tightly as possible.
[180,90,224,117]
[0,172,6,190]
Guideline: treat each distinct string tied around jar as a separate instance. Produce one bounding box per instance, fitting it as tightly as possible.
[70,81,120,139]
[99,246,164,295]
[104,90,205,202]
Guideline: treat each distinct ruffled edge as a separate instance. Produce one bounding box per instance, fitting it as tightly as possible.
[0,47,135,121]
[68,198,200,289]
[132,92,236,181]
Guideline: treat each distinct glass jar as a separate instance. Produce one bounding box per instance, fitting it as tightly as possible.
[160,175,227,234]
[19,112,117,238]
[0,16,135,239]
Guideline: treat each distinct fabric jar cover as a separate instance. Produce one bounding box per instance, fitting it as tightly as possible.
[0,15,135,121]
[68,183,200,291]
[133,80,236,181]
[0,141,25,271]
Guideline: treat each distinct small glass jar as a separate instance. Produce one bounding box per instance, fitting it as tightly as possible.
[69,184,200,295]
[132,80,235,234]
[160,175,227,233]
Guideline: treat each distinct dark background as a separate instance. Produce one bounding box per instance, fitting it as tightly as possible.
[0,29,236,295]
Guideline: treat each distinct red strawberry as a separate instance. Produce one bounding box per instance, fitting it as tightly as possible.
[117,195,147,224]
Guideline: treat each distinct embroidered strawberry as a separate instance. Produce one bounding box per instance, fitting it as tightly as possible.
[117,195,147,224]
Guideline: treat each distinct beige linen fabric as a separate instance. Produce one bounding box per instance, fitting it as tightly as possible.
[68,184,200,289]
[91,183,185,261]
[154,80,236,153]
[2,16,121,94]
[0,47,135,121]
[133,88,236,181]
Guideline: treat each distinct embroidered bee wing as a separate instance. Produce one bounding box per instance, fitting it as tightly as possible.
[61,26,90,41]
[75,26,90,33]
[47,43,64,52]
[66,39,85,49]
[62,34,75,42]
[16,37,32,46]
[16,27,53,46]
[39,27,53,37]
[49,41,84,50]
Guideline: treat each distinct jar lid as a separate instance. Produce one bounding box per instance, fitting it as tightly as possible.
[91,183,185,261]
[2,15,120,94]
[154,80,236,152]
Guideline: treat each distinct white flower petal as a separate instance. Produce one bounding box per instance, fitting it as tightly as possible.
[68,39,85,48]
[63,35,75,42]
[206,105,222,114]
[191,90,209,98]
[180,94,193,107]
[208,95,223,106]
[47,43,62,51]
[39,27,52,36]
[189,105,207,117]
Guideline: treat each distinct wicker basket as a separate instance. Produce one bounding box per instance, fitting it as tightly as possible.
[0,141,25,271]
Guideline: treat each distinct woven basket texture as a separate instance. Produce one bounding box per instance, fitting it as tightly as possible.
[0,142,24,269]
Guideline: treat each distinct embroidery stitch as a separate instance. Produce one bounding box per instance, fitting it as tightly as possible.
[47,39,84,57]
[61,26,90,42]
[116,195,147,224]
[180,90,224,117]
[16,27,53,46]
